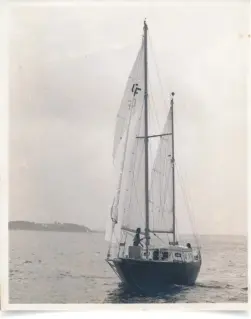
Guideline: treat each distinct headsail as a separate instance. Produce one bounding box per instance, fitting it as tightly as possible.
[105,106,144,247]
[105,107,135,245]
[120,105,146,233]
[149,110,174,233]
[112,40,144,161]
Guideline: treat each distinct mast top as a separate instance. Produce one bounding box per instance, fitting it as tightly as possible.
[144,19,148,30]
[171,92,175,104]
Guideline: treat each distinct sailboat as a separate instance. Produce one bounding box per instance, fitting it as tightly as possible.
[105,20,202,293]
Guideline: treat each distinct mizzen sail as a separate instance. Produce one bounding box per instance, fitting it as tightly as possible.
[149,110,174,233]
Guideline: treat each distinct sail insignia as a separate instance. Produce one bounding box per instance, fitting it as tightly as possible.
[112,40,145,161]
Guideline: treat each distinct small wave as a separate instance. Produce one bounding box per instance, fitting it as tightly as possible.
[196,282,234,289]
[56,271,114,280]
[9,269,20,277]
[79,274,115,280]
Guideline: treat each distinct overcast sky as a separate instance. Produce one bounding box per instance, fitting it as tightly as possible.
[9,1,249,234]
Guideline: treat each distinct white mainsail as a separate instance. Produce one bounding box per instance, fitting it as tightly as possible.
[105,40,145,246]
[112,40,144,161]
[120,105,146,232]
[105,109,144,247]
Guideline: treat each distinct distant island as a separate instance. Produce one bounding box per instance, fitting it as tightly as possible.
[9,221,92,233]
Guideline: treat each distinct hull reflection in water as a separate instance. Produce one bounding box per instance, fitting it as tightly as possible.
[105,281,191,302]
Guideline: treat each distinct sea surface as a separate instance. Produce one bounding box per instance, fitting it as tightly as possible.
[9,231,247,303]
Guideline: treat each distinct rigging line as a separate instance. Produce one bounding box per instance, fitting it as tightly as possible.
[148,136,154,228]
[148,126,154,177]
[176,159,199,239]
[130,112,144,178]
[160,192,172,232]
[167,232,171,244]
[177,186,198,245]
[175,162,198,240]
[169,174,178,245]
[126,105,144,204]
[161,163,172,212]
[149,138,159,230]
[158,139,164,225]
[148,32,169,109]
[113,111,137,247]
[132,178,144,224]
[151,114,172,223]
[122,232,128,256]
[136,41,144,74]
[125,105,145,223]
[175,164,201,248]
[113,100,136,219]
[131,143,146,223]
[149,139,164,232]
[130,111,146,215]
[150,149,160,231]
[114,42,145,250]
[118,231,126,256]
[150,140,172,230]
[120,229,133,256]
[160,138,171,212]
[173,161,195,241]
[159,164,165,226]
[152,179,172,232]
[153,232,166,245]
[149,134,161,188]
[173,213,180,244]
[114,230,121,254]
[149,79,161,132]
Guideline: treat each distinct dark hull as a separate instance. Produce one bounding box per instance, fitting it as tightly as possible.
[109,258,201,293]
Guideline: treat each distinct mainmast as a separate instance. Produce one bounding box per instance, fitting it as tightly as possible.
[171,92,176,244]
[143,20,150,256]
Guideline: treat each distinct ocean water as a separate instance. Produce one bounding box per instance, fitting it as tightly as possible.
[9,231,247,304]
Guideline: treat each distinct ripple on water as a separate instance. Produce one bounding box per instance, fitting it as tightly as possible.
[9,232,247,303]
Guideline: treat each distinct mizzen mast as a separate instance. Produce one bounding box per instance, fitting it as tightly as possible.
[170,92,176,244]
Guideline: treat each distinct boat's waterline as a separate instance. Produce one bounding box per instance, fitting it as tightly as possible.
[106,257,201,293]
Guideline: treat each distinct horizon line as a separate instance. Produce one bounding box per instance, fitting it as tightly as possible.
[8,220,246,237]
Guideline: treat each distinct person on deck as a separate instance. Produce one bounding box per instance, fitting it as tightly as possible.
[133,228,144,247]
